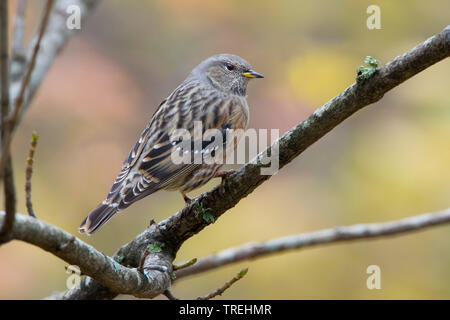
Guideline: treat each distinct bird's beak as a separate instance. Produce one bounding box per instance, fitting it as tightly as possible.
[242,69,264,79]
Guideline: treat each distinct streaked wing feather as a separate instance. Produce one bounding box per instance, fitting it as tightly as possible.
[107,81,245,209]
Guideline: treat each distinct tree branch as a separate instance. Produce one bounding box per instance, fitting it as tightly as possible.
[0,212,172,299]
[0,0,55,181]
[197,268,248,300]
[25,132,38,217]
[0,0,17,237]
[0,0,101,237]
[175,208,450,279]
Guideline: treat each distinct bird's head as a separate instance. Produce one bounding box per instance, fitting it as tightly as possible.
[191,54,264,96]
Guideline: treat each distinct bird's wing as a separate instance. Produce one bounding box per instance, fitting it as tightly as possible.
[113,84,247,209]
[108,82,244,196]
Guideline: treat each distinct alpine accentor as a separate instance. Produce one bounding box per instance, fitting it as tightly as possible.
[79,54,263,234]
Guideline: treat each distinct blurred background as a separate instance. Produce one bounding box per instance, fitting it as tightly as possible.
[1,0,449,299]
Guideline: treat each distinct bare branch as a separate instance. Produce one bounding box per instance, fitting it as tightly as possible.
[175,208,450,279]
[0,0,17,238]
[197,268,248,300]
[0,212,172,299]
[173,258,197,271]
[8,0,54,130]
[33,206,450,299]
[25,132,39,217]
[0,0,55,181]
[9,0,101,121]
[138,248,150,272]
[1,0,101,236]
[148,26,450,254]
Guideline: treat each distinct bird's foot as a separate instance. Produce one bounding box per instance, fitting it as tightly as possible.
[181,191,193,204]
[180,191,202,207]
[214,169,236,199]
[180,192,214,223]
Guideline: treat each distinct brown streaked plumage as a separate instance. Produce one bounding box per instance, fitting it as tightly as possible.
[79,54,263,235]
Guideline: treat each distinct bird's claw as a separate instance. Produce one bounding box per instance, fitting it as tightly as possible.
[215,169,236,199]
[181,191,193,205]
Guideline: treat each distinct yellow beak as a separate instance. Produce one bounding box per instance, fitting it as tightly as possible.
[242,70,264,79]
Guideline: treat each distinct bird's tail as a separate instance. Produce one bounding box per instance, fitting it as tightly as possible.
[79,202,119,235]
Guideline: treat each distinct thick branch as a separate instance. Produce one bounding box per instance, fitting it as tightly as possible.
[175,208,450,279]
[0,212,171,299]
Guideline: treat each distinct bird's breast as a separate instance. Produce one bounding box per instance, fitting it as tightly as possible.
[230,96,250,130]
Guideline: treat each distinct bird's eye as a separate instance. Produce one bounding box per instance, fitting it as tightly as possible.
[225,63,235,71]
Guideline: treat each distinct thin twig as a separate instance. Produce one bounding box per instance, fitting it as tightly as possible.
[47,25,450,300]
[0,0,55,181]
[0,207,442,299]
[0,24,448,300]
[173,258,197,271]
[0,0,17,237]
[197,268,248,300]
[176,208,450,279]
[25,132,38,217]
[138,249,150,272]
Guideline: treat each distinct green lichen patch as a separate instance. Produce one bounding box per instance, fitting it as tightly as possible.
[357,56,379,80]
[146,242,165,253]
[193,201,215,223]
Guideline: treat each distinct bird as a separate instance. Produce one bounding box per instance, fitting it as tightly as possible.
[79,54,264,235]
